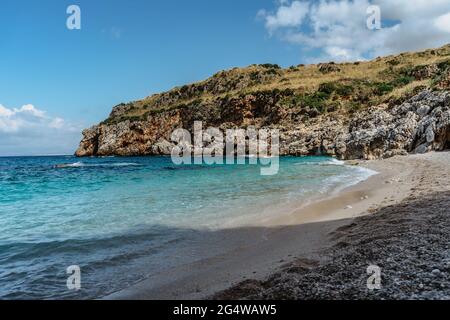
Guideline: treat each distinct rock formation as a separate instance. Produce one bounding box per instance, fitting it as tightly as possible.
[76,45,450,160]
[76,91,450,160]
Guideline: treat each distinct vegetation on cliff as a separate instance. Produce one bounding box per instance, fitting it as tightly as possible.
[76,44,450,158]
[103,44,450,125]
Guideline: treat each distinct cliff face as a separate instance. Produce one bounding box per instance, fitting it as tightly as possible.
[76,45,450,160]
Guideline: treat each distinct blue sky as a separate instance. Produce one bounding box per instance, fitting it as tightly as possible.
[0,0,300,126]
[1,0,450,155]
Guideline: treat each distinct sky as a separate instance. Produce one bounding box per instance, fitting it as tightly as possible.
[1,0,450,156]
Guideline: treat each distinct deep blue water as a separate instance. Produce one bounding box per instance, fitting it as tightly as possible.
[0,155,374,299]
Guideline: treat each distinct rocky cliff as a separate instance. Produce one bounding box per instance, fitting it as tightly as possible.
[76,45,450,160]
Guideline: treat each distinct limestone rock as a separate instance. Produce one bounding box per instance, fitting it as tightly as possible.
[75,90,450,160]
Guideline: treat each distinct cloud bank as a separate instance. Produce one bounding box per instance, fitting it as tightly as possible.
[0,104,81,156]
[258,0,450,62]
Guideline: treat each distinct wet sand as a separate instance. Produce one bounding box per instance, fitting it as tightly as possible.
[105,151,450,300]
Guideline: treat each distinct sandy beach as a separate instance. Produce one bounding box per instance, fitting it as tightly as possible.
[106,151,450,300]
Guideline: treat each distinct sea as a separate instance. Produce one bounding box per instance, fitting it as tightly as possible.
[0,155,376,299]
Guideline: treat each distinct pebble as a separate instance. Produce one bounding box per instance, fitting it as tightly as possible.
[432,269,441,276]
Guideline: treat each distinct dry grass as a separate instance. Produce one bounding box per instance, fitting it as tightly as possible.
[111,44,450,121]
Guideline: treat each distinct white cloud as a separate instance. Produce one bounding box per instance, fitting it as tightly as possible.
[435,12,450,33]
[0,105,14,117]
[265,1,309,32]
[17,104,46,118]
[49,117,65,129]
[0,104,48,133]
[0,104,81,156]
[259,0,450,62]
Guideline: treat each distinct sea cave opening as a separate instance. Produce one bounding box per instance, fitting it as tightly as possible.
[443,128,450,150]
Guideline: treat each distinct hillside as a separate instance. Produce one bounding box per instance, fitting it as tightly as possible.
[76,44,450,159]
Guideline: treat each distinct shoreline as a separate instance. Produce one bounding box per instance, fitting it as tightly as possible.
[105,151,450,300]
[262,154,416,227]
[216,151,450,299]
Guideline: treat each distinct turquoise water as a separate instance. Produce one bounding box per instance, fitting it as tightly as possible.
[0,156,374,299]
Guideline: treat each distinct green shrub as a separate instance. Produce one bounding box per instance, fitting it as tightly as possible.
[335,84,354,96]
[180,85,189,93]
[437,60,450,71]
[292,93,328,114]
[373,82,394,95]
[318,82,336,96]
[318,82,354,97]
[127,116,143,122]
[250,71,260,81]
[259,63,281,69]
[387,59,401,66]
[391,76,414,87]
[265,68,280,75]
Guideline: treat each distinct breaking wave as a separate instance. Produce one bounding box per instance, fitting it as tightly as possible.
[55,162,140,168]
